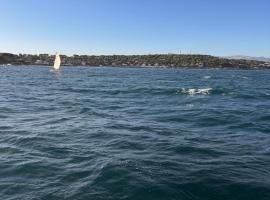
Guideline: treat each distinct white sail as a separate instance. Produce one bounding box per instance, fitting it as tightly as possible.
[53,53,61,70]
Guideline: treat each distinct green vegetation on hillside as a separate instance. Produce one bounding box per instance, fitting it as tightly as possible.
[0,53,269,69]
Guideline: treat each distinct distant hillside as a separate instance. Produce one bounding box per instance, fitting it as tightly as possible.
[0,53,18,64]
[1,53,270,69]
[226,55,270,62]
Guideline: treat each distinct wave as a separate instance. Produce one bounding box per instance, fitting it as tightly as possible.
[203,76,211,79]
[177,88,213,95]
[177,87,234,96]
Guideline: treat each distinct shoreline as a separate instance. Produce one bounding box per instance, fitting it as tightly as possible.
[2,64,270,70]
[1,53,270,70]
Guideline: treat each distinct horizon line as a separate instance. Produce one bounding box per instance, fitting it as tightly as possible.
[1,51,269,58]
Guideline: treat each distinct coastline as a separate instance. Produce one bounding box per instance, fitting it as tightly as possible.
[2,64,270,71]
[1,53,270,70]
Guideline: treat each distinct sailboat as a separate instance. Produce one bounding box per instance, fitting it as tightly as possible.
[53,53,61,70]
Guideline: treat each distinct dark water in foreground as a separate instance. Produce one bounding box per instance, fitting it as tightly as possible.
[0,66,270,200]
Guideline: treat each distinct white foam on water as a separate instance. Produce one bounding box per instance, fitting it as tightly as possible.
[186,104,194,108]
[179,88,212,95]
[203,76,211,79]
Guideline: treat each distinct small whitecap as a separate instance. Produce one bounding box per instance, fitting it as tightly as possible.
[203,76,211,79]
[186,104,194,108]
[179,88,212,95]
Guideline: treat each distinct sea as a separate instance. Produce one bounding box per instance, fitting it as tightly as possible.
[0,66,270,200]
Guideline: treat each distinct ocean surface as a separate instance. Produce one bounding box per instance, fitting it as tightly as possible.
[0,66,270,200]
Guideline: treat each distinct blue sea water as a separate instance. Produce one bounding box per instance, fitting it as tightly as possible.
[0,66,270,200]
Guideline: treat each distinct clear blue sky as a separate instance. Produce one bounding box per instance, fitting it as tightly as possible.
[1,0,269,56]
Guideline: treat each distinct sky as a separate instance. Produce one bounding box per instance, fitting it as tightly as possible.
[0,0,270,56]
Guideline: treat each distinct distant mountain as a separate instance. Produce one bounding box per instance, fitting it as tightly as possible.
[225,55,270,62]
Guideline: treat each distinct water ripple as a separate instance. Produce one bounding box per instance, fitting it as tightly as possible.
[1,66,270,200]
